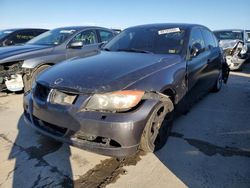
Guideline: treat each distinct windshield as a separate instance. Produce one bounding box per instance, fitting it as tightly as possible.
[27,28,77,45]
[103,26,186,54]
[214,31,243,41]
[0,30,14,40]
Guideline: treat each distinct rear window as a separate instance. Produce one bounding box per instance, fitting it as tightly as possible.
[99,30,114,42]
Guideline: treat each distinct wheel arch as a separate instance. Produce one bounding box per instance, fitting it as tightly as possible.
[161,87,176,105]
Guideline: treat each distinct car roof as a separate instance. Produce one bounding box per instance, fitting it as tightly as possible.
[0,28,48,32]
[126,23,208,30]
[53,26,113,31]
[214,29,244,32]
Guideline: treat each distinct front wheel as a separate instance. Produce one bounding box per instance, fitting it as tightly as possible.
[140,100,174,152]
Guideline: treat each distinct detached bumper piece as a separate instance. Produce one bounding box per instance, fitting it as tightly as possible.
[0,61,24,91]
[5,74,24,92]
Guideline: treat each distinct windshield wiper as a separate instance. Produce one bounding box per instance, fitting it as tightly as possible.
[117,48,152,54]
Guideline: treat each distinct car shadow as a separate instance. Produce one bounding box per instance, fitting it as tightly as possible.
[8,115,74,187]
[155,67,250,188]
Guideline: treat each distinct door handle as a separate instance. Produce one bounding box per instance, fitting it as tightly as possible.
[207,59,211,63]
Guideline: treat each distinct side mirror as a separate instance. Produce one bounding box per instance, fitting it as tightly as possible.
[247,38,250,43]
[190,43,202,57]
[98,42,107,49]
[3,39,14,46]
[68,41,83,49]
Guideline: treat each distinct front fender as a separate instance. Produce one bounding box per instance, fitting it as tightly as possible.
[124,61,187,104]
[22,53,65,69]
[22,57,47,69]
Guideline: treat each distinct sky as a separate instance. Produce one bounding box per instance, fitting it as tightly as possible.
[0,0,249,30]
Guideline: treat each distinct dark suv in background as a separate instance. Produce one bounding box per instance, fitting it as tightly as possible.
[0,26,116,92]
[24,23,228,157]
[0,28,48,47]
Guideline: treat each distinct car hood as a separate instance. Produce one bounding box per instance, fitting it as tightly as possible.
[0,44,53,64]
[37,51,182,94]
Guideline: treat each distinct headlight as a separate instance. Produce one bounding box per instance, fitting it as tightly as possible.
[240,44,248,54]
[85,90,144,112]
[48,89,77,105]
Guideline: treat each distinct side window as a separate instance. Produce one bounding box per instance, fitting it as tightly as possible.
[98,30,114,42]
[201,28,217,48]
[212,34,219,47]
[189,27,205,56]
[10,31,36,44]
[34,30,46,36]
[189,28,205,49]
[71,30,97,45]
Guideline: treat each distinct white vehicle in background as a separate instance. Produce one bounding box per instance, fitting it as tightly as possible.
[214,29,249,70]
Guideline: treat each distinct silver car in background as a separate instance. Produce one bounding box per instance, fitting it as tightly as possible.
[0,26,116,92]
[214,29,249,70]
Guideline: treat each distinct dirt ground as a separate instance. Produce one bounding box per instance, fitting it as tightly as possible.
[0,64,250,188]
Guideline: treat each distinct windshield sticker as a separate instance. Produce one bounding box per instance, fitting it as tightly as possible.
[168,49,176,54]
[16,34,33,40]
[3,31,13,34]
[59,30,76,34]
[232,31,241,33]
[158,28,181,35]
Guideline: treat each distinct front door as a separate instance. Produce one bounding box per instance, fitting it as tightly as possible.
[187,27,209,92]
[66,29,99,59]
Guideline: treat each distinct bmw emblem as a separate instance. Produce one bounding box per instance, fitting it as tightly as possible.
[54,78,64,85]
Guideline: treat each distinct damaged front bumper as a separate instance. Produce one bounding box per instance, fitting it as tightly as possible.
[23,91,160,157]
[0,61,24,92]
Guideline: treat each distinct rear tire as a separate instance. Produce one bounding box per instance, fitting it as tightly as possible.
[24,65,51,92]
[140,100,174,152]
[211,70,223,92]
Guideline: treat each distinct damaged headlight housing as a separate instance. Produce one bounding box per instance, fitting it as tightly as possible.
[85,90,145,112]
[240,44,248,55]
[48,89,77,105]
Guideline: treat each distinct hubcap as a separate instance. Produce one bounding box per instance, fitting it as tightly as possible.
[217,71,222,89]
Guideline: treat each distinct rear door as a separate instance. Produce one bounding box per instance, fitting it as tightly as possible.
[187,27,208,92]
[200,27,221,88]
[66,29,99,59]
